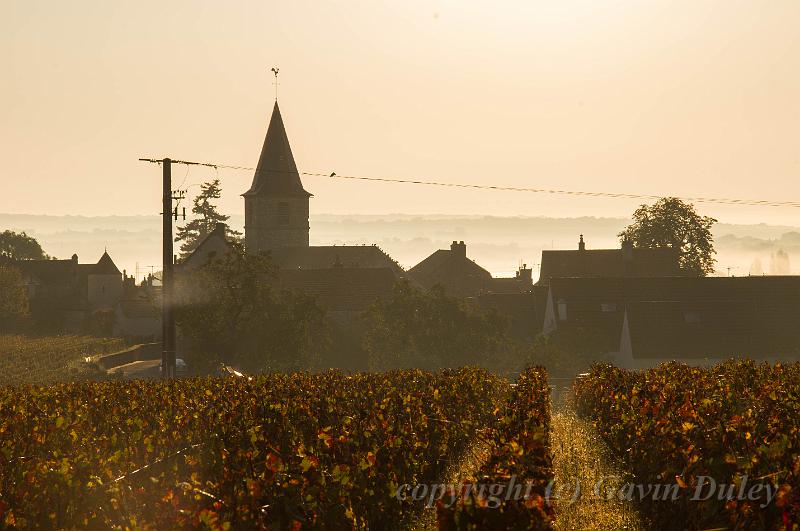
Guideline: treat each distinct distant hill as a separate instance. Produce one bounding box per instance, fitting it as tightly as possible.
[1,213,797,280]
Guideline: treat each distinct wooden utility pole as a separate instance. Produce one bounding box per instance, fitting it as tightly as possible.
[161,158,176,379]
[140,157,216,379]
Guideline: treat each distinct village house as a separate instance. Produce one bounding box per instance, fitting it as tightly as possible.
[2,252,122,330]
[408,240,537,298]
[2,251,160,338]
[408,241,492,297]
[114,273,160,341]
[541,275,800,369]
[536,235,686,286]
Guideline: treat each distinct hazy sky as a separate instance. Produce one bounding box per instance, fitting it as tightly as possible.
[2,1,799,224]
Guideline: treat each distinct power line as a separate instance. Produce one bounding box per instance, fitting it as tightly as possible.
[147,158,800,209]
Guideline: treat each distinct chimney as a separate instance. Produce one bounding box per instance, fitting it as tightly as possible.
[71,253,79,263]
[214,223,226,234]
[515,263,533,284]
[451,240,466,258]
[578,235,586,251]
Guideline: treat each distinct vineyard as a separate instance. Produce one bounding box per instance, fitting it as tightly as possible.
[574,361,800,530]
[437,368,553,529]
[5,358,800,530]
[0,335,125,387]
[0,367,554,529]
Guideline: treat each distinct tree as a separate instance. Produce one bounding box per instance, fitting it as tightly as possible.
[175,179,241,260]
[0,230,48,260]
[175,244,328,373]
[0,265,29,330]
[362,281,514,372]
[618,197,717,276]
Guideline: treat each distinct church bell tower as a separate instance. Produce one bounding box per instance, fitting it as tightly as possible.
[243,101,312,253]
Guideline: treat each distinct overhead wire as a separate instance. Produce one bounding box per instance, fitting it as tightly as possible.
[141,158,800,209]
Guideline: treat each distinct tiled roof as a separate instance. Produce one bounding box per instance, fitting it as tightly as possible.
[94,251,122,275]
[4,257,78,285]
[488,277,533,294]
[537,246,683,285]
[74,252,122,277]
[278,267,397,311]
[272,245,405,276]
[408,248,492,297]
[180,224,233,271]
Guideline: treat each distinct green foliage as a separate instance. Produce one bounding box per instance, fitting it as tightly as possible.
[0,265,29,330]
[619,197,717,276]
[362,281,515,372]
[0,368,511,529]
[175,245,329,373]
[0,229,48,260]
[574,361,800,530]
[175,179,242,260]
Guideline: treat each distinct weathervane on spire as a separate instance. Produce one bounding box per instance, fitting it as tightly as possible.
[271,67,280,101]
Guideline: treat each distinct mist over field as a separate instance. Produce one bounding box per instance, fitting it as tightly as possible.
[3,212,796,281]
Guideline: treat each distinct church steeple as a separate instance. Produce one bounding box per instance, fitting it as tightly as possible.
[244,101,311,253]
[243,102,311,198]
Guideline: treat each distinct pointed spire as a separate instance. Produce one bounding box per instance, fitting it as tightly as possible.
[95,250,121,275]
[243,102,311,197]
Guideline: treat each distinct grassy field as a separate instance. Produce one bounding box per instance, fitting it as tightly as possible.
[0,334,125,387]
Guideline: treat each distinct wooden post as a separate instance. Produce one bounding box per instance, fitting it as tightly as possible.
[162,158,176,379]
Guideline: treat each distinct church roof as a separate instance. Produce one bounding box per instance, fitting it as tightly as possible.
[271,245,405,276]
[243,102,311,198]
[278,267,397,312]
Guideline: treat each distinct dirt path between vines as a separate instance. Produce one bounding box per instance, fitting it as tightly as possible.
[551,405,647,530]
[405,436,493,531]
[406,397,646,530]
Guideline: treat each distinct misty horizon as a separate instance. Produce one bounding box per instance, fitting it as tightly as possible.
[3,212,797,281]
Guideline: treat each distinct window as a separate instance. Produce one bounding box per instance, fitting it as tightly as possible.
[557,299,567,321]
[277,202,290,226]
[600,302,617,312]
